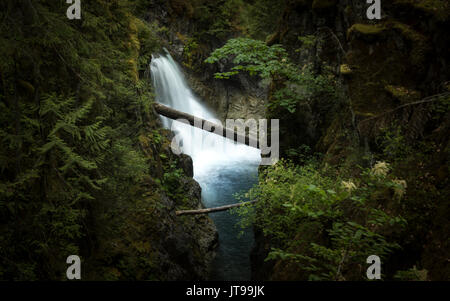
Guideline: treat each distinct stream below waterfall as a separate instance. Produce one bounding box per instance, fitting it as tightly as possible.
[150,50,261,280]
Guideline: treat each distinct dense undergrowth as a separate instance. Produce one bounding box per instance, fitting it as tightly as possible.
[236,159,409,280]
[0,0,206,280]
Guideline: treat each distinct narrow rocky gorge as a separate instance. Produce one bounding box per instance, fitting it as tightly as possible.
[145,0,449,280]
[0,0,448,281]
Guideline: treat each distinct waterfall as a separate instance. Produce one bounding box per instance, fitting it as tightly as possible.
[150,50,260,280]
[150,50,261,178]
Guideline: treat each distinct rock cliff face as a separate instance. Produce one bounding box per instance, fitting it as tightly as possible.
[84,111,219,281]
[147,142,219,280]
[256,0,449,161]
[185,72,268,122]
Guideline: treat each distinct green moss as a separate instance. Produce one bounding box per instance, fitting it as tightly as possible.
[389,21,430,68]
[339,64,352,75]
[347,23,387,37]
[385,85,421,103]
[182,37,200,70]
[317,116,342,155]
[345,19,431,118]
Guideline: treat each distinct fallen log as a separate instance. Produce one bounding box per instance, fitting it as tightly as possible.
[176,200,257,216]
[153,103,260,149]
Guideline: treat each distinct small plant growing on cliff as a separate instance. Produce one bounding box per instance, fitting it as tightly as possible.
[183,37,199,69]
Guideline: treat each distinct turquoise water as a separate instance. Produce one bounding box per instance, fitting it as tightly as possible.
[196,162,258,281]
[150,52,261,281]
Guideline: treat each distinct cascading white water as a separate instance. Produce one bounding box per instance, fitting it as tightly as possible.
[150,50,260,280]
[150,50,261,178]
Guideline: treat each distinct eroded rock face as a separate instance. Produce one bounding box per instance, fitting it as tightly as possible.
[177,154,194,178]
[158,177,218,280]
[156,133,219,280]
[84,126,218,281]
[185,71,268,122]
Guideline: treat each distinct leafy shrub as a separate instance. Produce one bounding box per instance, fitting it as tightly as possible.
[236,159,407,280]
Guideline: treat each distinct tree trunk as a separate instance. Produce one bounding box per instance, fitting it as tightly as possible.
[175,200,258,216]
[153,103,260,149]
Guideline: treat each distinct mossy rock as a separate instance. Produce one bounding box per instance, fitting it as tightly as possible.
[347,23,387,39]
[348,21,430,69]
[340,64,352,75]
[344,17,433,142]
[388,21,430,68]
[266,32,279,46]
[385,85,421,103]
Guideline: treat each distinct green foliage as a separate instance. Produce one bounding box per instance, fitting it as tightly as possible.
[239,0,287,39]
[377,126,412,161]
[285,145,313,164]
[205,38,288,78]
[297,35,317,50]
[236,160,407,280]
[394,266,428,281]
[431,93,450,118]
[163,162,184,196]
[0,93,106,279]
[190,0,244,41]
[205,37,337,113]
[0,0,164,280]
[182,37,200,69]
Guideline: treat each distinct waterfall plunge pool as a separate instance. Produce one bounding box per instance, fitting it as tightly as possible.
[150,51,261,280]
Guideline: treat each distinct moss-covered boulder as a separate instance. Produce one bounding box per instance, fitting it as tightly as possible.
[347,23,388,42]
[340,64,352,75]
[385,85,421,103]
[345,19,431,125]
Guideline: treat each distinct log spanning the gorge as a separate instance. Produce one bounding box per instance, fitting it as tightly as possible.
[175,200,258,216]
[153,103,260,149]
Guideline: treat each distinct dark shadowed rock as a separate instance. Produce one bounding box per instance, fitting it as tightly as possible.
[177,153,194,177]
